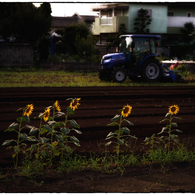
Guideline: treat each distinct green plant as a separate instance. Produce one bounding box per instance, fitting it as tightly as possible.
[2,104,34,168]
[158,105,183,153]
[105,105,137,158]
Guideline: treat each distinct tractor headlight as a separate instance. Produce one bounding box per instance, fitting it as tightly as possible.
[103,57,111,64]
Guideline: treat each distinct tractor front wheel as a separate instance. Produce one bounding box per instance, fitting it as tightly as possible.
[141,59,162,82]
[112,67,127,83]
[99,69,112,82]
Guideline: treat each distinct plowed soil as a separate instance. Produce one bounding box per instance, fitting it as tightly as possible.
[0,86,195,192]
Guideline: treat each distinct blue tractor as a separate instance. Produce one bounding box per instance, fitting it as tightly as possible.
[99,34,181,82]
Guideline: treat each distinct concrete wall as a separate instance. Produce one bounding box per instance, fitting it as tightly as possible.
[0,43,34,67]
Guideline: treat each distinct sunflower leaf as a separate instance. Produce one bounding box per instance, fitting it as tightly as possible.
[55,112,65,118]
[55,134,64,142]
[70,136,80,144]
[175,129,183,133]
[165,112,171,118]
[171,123,178,127]
[67,107,75,115]
[29,127,39,135]
[39,137,49,144]
[106,132,115,139]
[43,125,53,132]
[48,121,56,127]
[19,133,28,141]
[173,117,182,120]
[111,114,120,122]
[22,115,30,123]
[121,127,130,134]
[159,118,168,123]
[124,119,134,126]
[118,139,124,145]
[72,129,82,134]
[8,122,19,130]
[105,141,112,146]
[2,139,15,146]
[70,119,80,129]
[61,127,70,135]
[107,122,118,126]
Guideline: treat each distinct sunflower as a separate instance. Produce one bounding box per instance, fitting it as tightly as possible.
[69,98,81,111]
[24,104,34,117]
[121,104,132,118]
[168,105,179,115]
[43,107,51,122]
[54,100,61,112]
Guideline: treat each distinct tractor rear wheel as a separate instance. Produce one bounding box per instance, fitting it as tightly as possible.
[141,59,162,82]
[112,67,127,83]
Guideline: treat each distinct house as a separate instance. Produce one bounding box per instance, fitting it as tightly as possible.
[92,2,195,45]
[51,13,96,31]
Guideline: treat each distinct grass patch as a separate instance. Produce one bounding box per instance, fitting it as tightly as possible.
[0,67,195,87]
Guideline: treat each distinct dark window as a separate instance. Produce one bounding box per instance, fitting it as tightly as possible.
[168,11,174,16]
[187,12,192,17]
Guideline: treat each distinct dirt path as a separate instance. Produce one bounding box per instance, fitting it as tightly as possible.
[0,86,195,192]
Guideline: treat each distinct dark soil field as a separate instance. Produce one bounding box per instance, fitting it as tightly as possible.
[0,86,195,192]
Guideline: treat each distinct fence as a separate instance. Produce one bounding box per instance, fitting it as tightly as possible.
[40,62,101,72]
[0,43,34,67]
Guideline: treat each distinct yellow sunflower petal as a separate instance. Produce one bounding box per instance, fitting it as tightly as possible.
[24,104,34,117]
[121,104,132,118]
[168,105,179,115]
[69,98,81,111]
[54,100,61,112]
[43,107,50,122]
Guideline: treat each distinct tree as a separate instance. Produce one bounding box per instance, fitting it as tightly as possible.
[55,22,93,56]
[180,22,195,44]
[134,8,152,34]
[0,3,51,46]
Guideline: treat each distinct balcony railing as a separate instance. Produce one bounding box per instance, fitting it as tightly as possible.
[100,17,113,25]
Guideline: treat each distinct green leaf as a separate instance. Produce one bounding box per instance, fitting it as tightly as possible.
[111,114,120,122]
[67,107,75,115]
[27,137,37,142]
[106,132,115,139]
[121,127,130,134]
[30,144,37,153]
[55,112,65,118]
[165,112,171,118]
[173,117,182,120]
[159,118,168,123]
[64,145,73,153]
[61,127,70,135]
[47,143,54,150]
[118,139,124,145]
[2,139,14,146]
[14,145,20,153]
[48,121,56,127]
[8,122,19,130]
[40,128,48,135]
[22,115,30,123]
[171,123,178,127]
[105,141,112,146]
[73,129,82,134]
[107,122,118,126]
[19,133,28,140]
[144,137,150,142]
[43,125,53,132]
[175,129,183,133]
[124,119,134,126]
[39,113,44,118]
[16,117,22,122]
[29,127,39,135]
[55,134,64,142]
[39,137,49,144]
[158,127,168,135]
[70,136,80,144]
[70,119,80,129]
